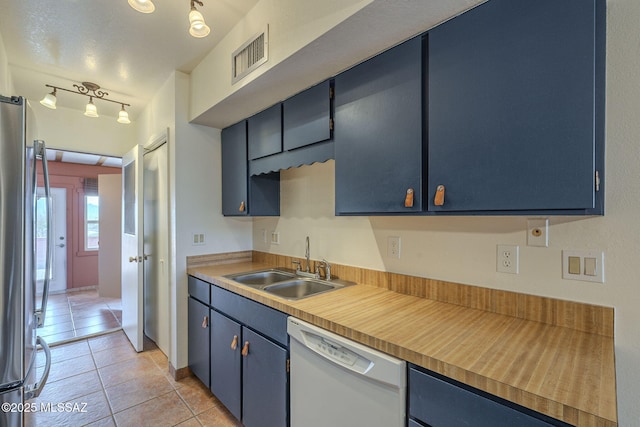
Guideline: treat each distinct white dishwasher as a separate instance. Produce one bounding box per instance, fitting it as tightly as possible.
[287,317,406,427]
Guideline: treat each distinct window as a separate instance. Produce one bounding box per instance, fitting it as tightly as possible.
[85,195,100,250]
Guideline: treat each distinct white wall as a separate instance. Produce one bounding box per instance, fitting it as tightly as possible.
[98,174,122,298]
[31,102,136,156]
[137,71,253,370]
[0,31,13,95]
[251,1,640,425]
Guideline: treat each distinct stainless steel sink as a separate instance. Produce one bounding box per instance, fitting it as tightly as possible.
[263,279,336,300]
[224,268,355,300]
[224,269,296,287]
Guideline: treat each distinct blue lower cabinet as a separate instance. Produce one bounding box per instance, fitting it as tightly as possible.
[188,297,210,388]
[210,310,242,420]
[242,328,288,427]
[201,282,289,426]
[409,366,572,427]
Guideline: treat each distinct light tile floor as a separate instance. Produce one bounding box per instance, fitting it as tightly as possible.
[38,289,122,345]
[30,331,240,427]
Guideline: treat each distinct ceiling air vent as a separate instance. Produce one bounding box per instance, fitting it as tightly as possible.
[232,26,269,84]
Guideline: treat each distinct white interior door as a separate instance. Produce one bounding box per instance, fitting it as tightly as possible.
[143,142,170,355]
[121,145,144,352]
[36,187,66,294]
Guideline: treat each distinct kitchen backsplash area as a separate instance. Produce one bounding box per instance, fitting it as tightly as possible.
[252,160,610,305]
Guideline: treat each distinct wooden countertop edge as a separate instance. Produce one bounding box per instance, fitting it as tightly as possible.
[187,264,617,426]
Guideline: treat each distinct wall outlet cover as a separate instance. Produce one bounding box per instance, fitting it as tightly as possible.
[387,236,401,259]
[497,244,519,274]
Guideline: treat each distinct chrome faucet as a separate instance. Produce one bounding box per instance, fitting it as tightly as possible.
[305,236,310,273]
[317,258,331,281]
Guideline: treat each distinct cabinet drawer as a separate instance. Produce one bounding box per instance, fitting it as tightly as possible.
[188,276,210,305]
[409,367,569,427]
[212,286,288,347]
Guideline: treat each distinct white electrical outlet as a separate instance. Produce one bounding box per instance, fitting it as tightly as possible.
[387,236,401,259]
[497,245,519,274]
[527,218,549,247]
[261,229,267,244]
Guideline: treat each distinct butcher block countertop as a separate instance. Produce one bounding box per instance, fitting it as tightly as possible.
[188,259,617,427]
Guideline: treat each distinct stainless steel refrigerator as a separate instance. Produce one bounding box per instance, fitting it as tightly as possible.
[0,95,52,426]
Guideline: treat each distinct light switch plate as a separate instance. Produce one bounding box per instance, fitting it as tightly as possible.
[192,233,205,246]
[562,250,604,283]
[271,231,280,245]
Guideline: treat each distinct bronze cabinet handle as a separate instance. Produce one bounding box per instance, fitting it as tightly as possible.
[201,316,208,328]
[434,185,445,206]
[404,188,414,208]
[241,341,250,357]
[239,201,246,212]
[230,335,238,350]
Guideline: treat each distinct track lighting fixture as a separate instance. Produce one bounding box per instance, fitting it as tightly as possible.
[189,0,211,38]
[40,82,131,124]
[84,97,99,118]
[40,88,57,109]
[127,0,211,38]
[128,0,155,14]
[117,105,131,124]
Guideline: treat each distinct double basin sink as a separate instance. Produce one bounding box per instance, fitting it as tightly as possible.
[224,268,354,300]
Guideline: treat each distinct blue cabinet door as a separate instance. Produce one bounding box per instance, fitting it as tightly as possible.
[242,328,288,427]
[188,297,210,388]
[334,36,424,214]
[283,80,332,151]
[221,120,249,216]
[409,367,569,426]
[210,310,242,421]
[248,103,283,160]
[427,0,604,213]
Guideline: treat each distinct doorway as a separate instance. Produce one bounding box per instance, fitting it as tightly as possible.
[143,141,170,356]
[35,148,123,345]
[36,187,67,294]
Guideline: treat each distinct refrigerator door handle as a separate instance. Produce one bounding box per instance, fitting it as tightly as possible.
[33,140,52,328]
[24,336,51,400]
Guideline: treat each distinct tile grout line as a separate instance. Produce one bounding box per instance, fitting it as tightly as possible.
[87,334,119,427]
[66,292,78,336]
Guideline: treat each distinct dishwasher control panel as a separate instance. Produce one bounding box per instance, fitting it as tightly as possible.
[301,330,374,374]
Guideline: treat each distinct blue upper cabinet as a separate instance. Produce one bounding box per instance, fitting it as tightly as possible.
[221,120,249,216]
[283,80,332,151]
[222,120,280,216]
[334,36,424,215]
[248,103,283,160]
[427,0,605,214]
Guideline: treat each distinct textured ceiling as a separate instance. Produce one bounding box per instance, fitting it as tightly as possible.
[0,0,259,119]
